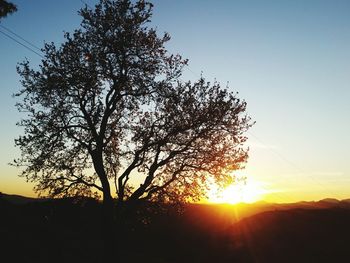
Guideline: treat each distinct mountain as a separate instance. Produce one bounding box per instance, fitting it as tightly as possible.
[181,199,350,231]
[225,208,350,262]
[0,192,44,204]
[340,198,350,203]
[1,193,350,262]
[319,197,340,203]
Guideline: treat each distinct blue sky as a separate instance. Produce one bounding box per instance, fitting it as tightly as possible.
[1,0,350,202]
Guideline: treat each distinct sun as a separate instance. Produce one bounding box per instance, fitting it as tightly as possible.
[207,178,267,204]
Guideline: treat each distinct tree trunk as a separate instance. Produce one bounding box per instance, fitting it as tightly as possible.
[91,149,120,262]
[101,192,118,261]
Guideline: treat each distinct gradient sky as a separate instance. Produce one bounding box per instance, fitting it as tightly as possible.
[1,0,349,203]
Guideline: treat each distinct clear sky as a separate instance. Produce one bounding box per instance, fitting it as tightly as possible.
[1,0,349,203]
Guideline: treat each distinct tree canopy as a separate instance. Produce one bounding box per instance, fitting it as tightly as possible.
[0,0,17,19]
[14,0,253,208]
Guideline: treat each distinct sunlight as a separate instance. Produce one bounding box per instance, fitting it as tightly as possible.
[207,178,268,204]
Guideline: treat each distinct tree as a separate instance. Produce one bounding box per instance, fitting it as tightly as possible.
[14,0,253,259]
[0,0,17,19]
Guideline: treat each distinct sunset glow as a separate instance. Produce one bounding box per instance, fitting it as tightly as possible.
[1,0,350,205]
[1,1,350,262]
[207,178,268,204]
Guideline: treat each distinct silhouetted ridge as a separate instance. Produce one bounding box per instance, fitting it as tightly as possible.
[1,194,350,262]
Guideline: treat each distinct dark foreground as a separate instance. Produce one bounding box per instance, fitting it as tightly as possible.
[1,193,350,263]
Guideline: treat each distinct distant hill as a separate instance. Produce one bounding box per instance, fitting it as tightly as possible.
[0,192,44,204]
[225,208,350,262]
[181,198,350,232]
[2,191,350,218]
[1,193,350,262]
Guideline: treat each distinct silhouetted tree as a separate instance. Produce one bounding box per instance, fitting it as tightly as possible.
[0,0,17,19]
[14,0,253,259]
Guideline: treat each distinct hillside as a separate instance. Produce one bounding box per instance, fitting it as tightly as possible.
[1,193,350,262]
[0,192,45,204]
[225,208,350,262]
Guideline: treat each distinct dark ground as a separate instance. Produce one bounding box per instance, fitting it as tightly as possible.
[1,193,350,263]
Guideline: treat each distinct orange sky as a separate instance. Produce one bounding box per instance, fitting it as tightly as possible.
[1,0,350,203]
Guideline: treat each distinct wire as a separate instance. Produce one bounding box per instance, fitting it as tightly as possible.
[0,24,42,52]
[0,29,44,58]
[0,0,335,202]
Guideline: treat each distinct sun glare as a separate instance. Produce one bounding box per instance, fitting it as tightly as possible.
[207,178,267,204]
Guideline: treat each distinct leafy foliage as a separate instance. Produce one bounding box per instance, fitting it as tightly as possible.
[0,0,17,19]
[14,0,253,205]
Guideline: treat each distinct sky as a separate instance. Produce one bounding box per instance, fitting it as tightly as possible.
[1,0,349,203]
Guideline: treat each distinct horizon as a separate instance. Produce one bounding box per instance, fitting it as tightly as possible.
[1,0,350,204]
[2,190,349,206]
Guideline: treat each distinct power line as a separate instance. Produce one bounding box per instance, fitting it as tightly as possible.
[0,24,42,52]
[0,0,95,59]
[0,29,44,58]
[1,0,336,202]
